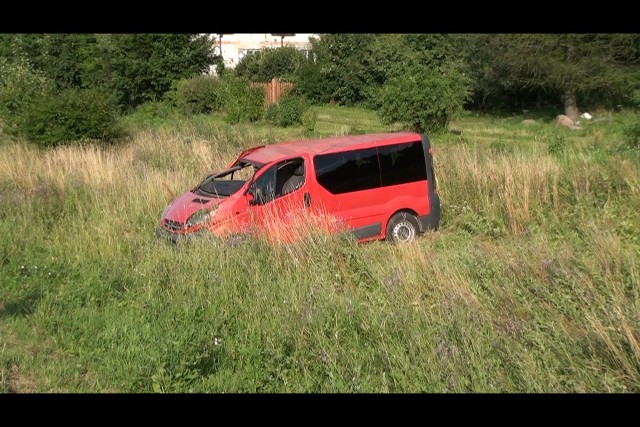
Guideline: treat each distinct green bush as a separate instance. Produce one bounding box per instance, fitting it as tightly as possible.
[0,58,52,137]
[219,76,264,124]
[124,100,178,128]
[265,94,309,128]
[375,62,470,133]
[235,47,307,83]
[21,88,121,146]
[301,108,317,133]
[167,74,222,116]
[292,61,333,105]
[622,90,640,151]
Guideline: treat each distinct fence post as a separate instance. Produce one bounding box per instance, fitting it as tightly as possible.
[272,77,278,105]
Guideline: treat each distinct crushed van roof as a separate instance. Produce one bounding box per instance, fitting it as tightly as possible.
[243,132,421,165]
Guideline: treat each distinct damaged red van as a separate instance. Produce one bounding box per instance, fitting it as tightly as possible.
[156,131,440,244]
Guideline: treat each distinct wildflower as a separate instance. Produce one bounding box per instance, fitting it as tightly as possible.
[214,337,222,346]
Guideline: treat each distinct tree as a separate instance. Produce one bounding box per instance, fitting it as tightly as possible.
[101,34,216,111]
[486,34,640,121]
[0,34,102,90]
[376,61,470,133]
[311,33,379,105]
[234,46,306,82]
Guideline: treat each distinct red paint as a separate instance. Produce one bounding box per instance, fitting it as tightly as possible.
[158,132,440,243]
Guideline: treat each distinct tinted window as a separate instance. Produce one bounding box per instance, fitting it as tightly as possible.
[378,141,427,186]
[314,148,381,194]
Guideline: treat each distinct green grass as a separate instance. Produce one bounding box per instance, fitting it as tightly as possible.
[1,106,639,392]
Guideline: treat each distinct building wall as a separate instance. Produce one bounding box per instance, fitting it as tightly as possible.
[213,33,318,70]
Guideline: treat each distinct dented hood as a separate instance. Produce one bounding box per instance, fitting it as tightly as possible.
[162,191,223,223]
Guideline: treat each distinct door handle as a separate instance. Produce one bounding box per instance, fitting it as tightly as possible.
[304,192,311,207]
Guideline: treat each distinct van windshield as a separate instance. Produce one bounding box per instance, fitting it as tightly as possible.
[194,162,258,197]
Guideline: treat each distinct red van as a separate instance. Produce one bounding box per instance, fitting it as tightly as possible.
[156,131,440,243]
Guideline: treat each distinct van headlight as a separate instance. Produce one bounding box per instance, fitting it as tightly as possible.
[186,208,216,228]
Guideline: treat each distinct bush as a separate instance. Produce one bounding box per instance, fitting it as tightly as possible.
[218,76,264,124]
[125,100,178,128]
[301,108,317,133]
[622,90,640,151]
[235,47,307,83]
[265,94,309,128]
[166,74,222,116]
[375,62,470,133]
[292,61,333,104]
[21,88,121,146]
[0,58,52,137]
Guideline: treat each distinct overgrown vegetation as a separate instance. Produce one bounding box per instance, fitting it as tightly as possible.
[2,33,639,139]
[375,62,470,133]
[1,106,639,392]
[218,76,265,124]
[265,93,310,127]
[166,74,223,116]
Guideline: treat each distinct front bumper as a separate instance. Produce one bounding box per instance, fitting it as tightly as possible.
[155,226,209,244]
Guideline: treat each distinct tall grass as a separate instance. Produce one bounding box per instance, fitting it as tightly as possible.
[1,107,639,392]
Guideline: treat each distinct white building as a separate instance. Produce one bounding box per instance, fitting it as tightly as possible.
[211,33,318,70]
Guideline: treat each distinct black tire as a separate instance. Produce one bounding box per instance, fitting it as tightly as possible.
[385,212,419,243]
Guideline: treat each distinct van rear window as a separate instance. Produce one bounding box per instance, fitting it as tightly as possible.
[313,141,427,195]
[378,141,427,186]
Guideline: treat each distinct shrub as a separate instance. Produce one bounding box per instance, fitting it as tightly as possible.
[292,61,333,104]
[375,61,470,133]
[266,94,309,128]
[125,100,177,128]
[0,58,52,137]
[235,47,307,83]
[21,88,121,146]
[301,108,317,133]
[218,76,264,124]
[167,74,222,116]
[622,90,640,151]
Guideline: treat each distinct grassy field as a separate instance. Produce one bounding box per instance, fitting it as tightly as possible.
[1,106,639,392]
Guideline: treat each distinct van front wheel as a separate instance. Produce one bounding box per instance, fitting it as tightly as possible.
[386,212,419,243]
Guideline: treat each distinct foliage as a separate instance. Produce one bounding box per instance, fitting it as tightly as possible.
[291,59,333,104]
[620,90,640,152]
[376,62,470,133]
[0,57,52,137]
[265,93,309,127]
[234,47,307,83]
[166,74,223,116]
[1,107,639,392]
[20,88,121,146]
[301,108,317,133]
[100,34,216,111]
[218,76,265,124]
[475,34,640,113]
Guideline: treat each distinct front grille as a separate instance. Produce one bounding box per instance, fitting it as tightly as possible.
[163,219,185,232]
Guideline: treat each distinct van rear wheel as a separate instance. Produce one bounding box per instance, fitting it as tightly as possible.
[386,212,419,243]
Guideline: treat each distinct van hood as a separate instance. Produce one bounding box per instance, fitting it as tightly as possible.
[162,191,223,224]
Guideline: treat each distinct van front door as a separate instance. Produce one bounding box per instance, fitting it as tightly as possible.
[246,157,308,242]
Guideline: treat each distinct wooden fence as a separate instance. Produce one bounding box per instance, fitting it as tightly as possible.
[251,78,294,106]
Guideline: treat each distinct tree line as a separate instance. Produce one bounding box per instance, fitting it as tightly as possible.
[1,33,639,146]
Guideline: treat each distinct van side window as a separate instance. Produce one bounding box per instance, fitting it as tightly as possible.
[276,158,305,196]
[250,158,305,205]
[314,148,380,195]
[251,164,277,204]
[378,141,427,186]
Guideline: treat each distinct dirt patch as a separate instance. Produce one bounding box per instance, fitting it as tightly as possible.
[7,364,38,393]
